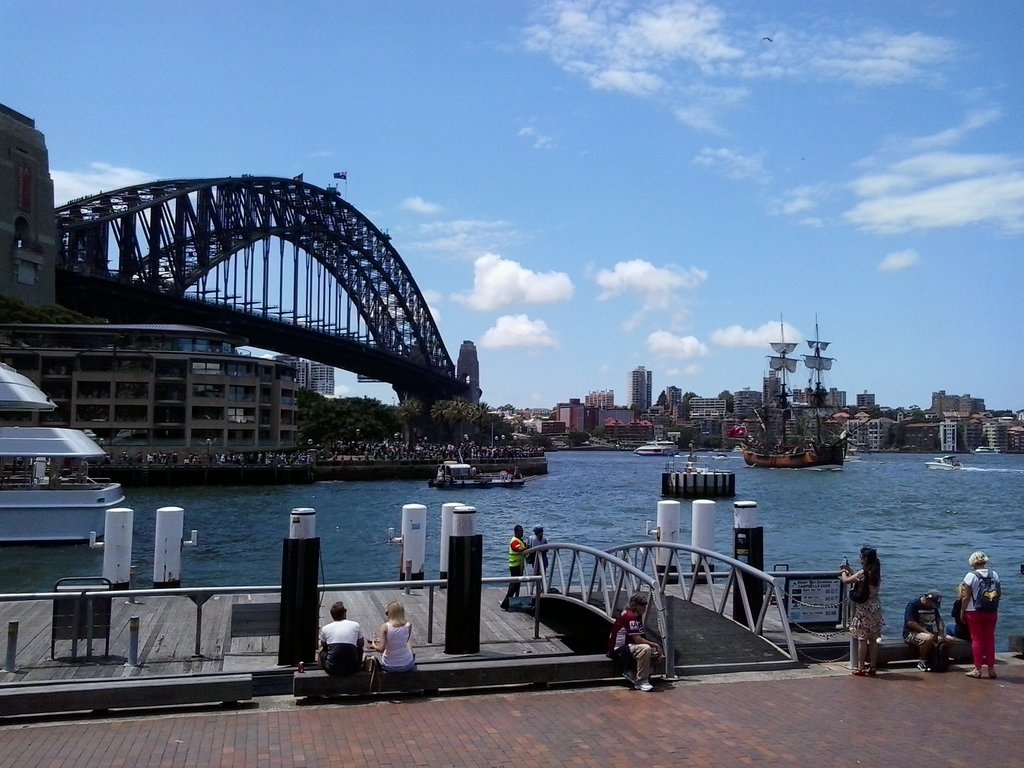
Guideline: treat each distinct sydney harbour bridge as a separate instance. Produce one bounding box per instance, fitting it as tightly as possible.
[54,176,477,405]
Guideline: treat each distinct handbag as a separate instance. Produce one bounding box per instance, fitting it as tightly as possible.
[850,579,870,604]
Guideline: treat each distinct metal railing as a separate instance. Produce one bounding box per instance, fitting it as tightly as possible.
[525,543,671,676]
[528,540,798,667]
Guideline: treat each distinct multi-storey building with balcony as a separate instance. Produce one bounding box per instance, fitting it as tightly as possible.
[0,324,298,450]
[584,390,615,408]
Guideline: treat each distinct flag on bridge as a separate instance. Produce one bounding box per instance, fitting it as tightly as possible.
[333,171,347,180]
[293,173,304,182]
[727,425,747,439]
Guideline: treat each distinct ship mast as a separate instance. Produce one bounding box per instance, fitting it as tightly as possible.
[802,317,833,441]
[767,321,797,446]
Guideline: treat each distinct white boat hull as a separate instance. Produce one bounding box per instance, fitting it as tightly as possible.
[0,483,125,544]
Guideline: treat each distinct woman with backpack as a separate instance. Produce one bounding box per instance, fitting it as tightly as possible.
[961,550,1000,679]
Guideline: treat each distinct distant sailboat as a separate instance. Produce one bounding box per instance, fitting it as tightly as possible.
[741,319,846,469]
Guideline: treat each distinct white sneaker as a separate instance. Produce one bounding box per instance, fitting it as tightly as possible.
[637,681,654,692]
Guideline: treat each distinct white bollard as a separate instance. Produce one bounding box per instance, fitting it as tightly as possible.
[733,500,758,529]
[153,506,187,587]
[400,504,427,581]
[691,499,716,566]
[439,502,460,578]
[655,500,680,572]
[289,507,317,539]
[452,505,476,537]
[100,507,134,589]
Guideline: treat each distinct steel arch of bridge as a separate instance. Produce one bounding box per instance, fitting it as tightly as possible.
[55,176,463,398]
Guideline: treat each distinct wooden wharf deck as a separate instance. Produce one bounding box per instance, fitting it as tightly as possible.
[0,586,572,686]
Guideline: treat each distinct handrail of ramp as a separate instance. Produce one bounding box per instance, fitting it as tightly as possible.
[606,541,798,662]
[525,542,673,677]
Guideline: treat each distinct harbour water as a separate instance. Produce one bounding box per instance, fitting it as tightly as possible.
[2,450,1021,647]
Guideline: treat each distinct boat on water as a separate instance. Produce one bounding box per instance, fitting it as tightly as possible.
[973,446,1001,454]
[0,364,124,544]
[740,320,846,469]
[427,460,526,489]
[633,440,679,457]
[926,455,963,470]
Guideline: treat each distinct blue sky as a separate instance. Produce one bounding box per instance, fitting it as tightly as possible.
[3,1,1022,411]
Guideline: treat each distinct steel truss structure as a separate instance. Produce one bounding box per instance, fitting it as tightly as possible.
[55,176,464,399]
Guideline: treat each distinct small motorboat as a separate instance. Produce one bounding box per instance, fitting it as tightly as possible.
[926,455,962,470]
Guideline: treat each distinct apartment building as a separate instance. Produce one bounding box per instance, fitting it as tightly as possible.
[0,324,298,449]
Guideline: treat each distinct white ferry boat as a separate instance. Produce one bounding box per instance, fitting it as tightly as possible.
[633,440,679,457]
[0,363,124,544]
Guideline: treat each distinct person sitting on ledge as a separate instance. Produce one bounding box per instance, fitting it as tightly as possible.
[318,601,364,675]
[607,592,662,692]
[903,589,948,671]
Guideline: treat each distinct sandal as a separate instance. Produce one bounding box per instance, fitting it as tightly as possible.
[866,666,877,676]
[965,669,983,678]
[851,667,867,676]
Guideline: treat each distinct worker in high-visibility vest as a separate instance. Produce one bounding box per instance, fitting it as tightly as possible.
[499,524,528,610]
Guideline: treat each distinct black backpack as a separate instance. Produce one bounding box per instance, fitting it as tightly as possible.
[973,570,1001,612]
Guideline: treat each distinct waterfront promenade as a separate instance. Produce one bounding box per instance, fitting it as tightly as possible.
[1,657,1021,767]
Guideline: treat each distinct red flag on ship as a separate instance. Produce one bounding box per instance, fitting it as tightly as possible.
[727,425,747,439]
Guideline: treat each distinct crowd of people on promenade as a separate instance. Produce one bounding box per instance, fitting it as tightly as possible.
[321,438,545,464]
[100,449,315,467]
[840,546,1001,679]
[94,438,544,469]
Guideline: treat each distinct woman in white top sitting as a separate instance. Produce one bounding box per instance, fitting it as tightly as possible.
[372,600,416,672]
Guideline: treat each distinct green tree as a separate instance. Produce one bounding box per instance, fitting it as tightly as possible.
[681,391,698,419]
[395,397,423,445]
[566,431,590,446]
[718,390,734,413]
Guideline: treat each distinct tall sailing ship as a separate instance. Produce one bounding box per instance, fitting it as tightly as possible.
[741,321,846,469]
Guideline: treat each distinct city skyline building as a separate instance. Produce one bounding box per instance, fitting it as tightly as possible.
[627,366,653,412]
[585,390,615,409]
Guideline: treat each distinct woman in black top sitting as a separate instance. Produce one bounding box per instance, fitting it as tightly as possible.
[949,583,972,642]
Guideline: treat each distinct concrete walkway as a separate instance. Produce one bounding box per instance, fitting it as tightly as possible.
[1,655,1021,767]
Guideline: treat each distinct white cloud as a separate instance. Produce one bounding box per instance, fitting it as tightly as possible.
[523,0,742,99]
[646,330,708,359]
[51,162,157,206]
[845,154,1024,234]
[904,109,1000,153]
[518,125,555,149]
[400,196,443,215]
[420,289,444,324]
[878,249,920,272]
[479,314,559,349]
[594,259,707,311]
[693,147,768,182]
[408,219,519,260]
[452,253,574,311]
[710,321,802,349]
